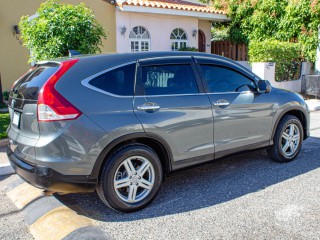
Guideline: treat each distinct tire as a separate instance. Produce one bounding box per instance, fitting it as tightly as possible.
[96,143,163,212]
[267,115,303,163]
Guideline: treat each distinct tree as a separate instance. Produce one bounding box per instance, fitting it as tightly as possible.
[205,0,320,62]
[19,0,108,62]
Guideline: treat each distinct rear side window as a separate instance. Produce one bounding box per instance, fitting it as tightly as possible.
[200,65,256,93]
[10,64,59,100]
[141,64,199,95]
[89,63,136,96]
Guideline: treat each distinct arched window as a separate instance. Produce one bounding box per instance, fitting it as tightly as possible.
[129,26,150,52]
[170,28,188,51]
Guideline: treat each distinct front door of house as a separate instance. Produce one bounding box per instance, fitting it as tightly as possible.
[198,30,206,52]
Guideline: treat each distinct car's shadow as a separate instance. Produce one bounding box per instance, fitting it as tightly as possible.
[56,136,320,222]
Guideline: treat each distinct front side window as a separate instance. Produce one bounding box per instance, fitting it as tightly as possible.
[88,63,136,96]
[141,64,198,95]
[170,28,188,51]
[199,65,256,93]
[129,26,150,52]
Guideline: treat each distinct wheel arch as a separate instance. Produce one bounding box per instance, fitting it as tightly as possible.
[89,133,173,180]
[272,107,308,142]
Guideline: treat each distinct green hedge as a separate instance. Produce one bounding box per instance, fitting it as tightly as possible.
[178,47,198,52]
[0,113,9,139]
[2,91,9,101]
[249,40,301,82]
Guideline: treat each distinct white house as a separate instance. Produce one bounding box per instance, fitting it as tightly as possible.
[114,0,228,53]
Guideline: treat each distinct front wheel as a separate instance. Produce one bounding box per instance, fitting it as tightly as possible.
[267,115,303,163]
[97,144,163,212]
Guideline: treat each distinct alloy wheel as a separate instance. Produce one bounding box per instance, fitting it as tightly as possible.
[113,156,155,203]
[281,123,300,157]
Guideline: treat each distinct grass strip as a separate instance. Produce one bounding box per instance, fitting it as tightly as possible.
[0,113,10,139]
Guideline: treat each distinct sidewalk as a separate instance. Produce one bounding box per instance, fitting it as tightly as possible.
[0,147,14,176]
[0,105,13,175]
[305,99,320,111]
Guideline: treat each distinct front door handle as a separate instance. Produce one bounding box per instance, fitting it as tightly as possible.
[213,99,230,107]
[137,102,160,112]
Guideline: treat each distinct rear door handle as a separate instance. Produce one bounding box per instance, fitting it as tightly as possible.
[213,100,230,107]
[137,102,160,112]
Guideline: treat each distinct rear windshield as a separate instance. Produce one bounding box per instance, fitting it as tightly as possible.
[10,63,59,100]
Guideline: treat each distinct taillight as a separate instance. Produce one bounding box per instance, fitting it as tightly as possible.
[37,59,82,122]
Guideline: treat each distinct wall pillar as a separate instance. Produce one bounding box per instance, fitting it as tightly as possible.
[251,62,276,82]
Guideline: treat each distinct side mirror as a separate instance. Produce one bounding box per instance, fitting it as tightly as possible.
[258,80,272,93]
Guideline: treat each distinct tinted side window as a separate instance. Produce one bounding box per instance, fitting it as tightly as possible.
[200,65,256,93]
[89,63,135,96]
[141,64,198,95]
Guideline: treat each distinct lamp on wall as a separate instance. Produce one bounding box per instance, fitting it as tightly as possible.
[13,25,20,34]
[192,29,198,37]
[121,26,127,35]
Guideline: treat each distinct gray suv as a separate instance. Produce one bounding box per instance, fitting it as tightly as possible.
[7,52,310,212]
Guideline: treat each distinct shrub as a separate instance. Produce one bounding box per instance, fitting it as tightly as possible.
[2,91,9,101]
[178,47,198,52]
[211,23,230,41]
[19,0,107,62]
[249,40,301,81]
[0,113,9,139]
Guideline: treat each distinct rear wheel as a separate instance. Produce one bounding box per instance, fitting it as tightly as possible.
[97,144,163,212]
[267,115,303,162]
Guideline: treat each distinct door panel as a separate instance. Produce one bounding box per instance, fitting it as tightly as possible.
[134,95,214,162]
[134,58,214,165]
[208,92,274,157]
[196,58,274,158]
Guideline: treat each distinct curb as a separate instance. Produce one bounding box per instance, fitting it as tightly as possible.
[5,180,113,240]
[305,100,320,112]
[0,138,9,148]
[0,163,14,176]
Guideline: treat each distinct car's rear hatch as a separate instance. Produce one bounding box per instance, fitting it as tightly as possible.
[7,63,60,164]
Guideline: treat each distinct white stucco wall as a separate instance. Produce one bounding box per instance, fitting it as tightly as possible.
[116,10,212,53]
[237,61,252,70]
[252,62,276,82]
[251,62,313,93]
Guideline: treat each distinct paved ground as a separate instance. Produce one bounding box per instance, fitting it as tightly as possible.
[0,175,33,239]
[0,111,319,239]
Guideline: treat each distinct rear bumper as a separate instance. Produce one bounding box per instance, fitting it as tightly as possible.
[7,147,97,193]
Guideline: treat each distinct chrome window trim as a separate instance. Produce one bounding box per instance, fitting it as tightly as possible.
[206,91,253,95]
[81,61,137,98]
[135,93,207,98]
[81,60,206,98]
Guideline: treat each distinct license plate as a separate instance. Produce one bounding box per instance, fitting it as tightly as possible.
[12,112,20,127]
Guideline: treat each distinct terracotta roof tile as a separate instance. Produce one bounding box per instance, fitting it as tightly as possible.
[120,0,225,14]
